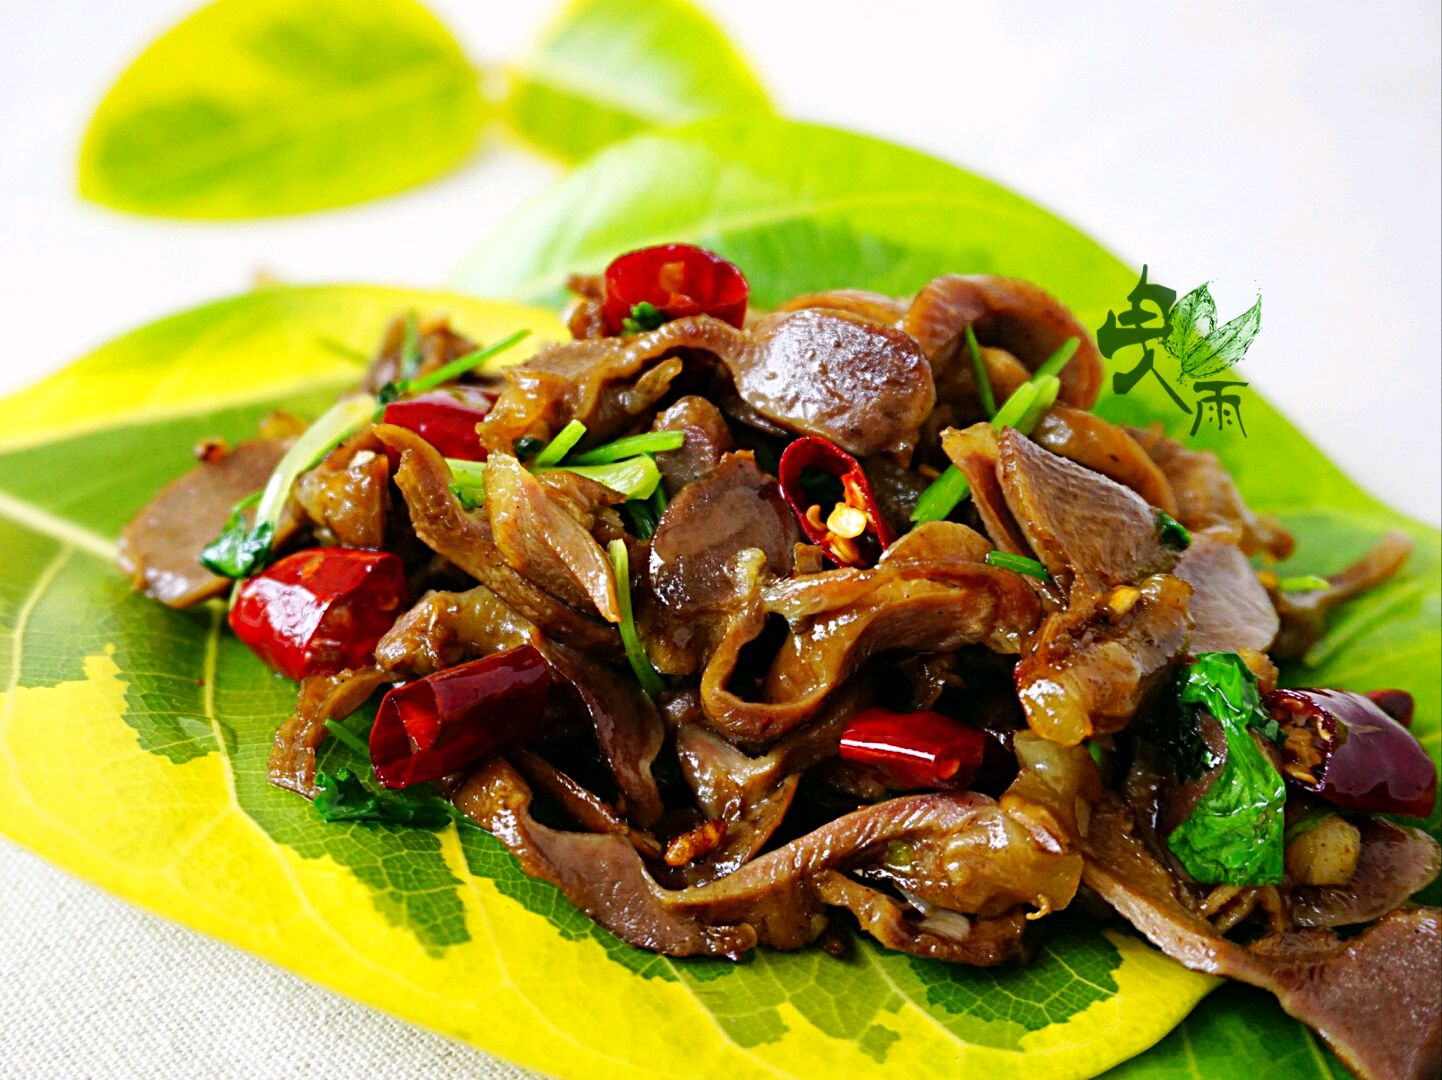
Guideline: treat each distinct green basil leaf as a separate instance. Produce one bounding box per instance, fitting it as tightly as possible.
[505,0,771,163]
[1167,653,1287,886]
[79,0,485,218]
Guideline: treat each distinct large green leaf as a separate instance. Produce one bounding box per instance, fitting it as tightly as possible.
[453,116,1440,1075]
[503,0,771,163]
[0,284,1212,1079]
[78,0,485,219]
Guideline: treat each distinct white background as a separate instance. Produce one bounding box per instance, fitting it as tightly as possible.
[1,1,1438,1077]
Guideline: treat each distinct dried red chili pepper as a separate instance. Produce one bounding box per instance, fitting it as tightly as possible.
[1265,687,1436,818]
[777,436,895,567]
[839,708,997,790]
[381,388,495,462]
[370,646,552,789]
[1366,688,1414,727]
[601,243,749,335]
[229,548,407,682]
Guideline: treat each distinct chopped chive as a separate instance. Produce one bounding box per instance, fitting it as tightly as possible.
[399,310,422,378]
[1284,807,1336,845]
[1156,509,1192,550]
[532,419,587,467]
[406,329,532,395]
[1034,336,1080,381]
[965,326,996,417]
[910,465,972,525]
[984,550,1051,581]
[569,430,685,466]
[541,455,662,501]
[607,539,665,695]
[324,717,372,757]
[315,336,370,364]
[513,435,545,459]
[622,499,660,539]
[621,301,667,334]
[1015,374,1061,434]
[232,490,262,512]
[1278,575,1331,593]
[445,459,486,509]
[991,379,1041,431]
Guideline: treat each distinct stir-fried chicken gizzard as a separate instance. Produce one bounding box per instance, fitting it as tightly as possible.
[120,245,1439,1080]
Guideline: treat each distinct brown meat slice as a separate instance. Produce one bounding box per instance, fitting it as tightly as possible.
[1127,424,1294,559]
[1015,574,1193,746]
[701,543,1041,744]
[1268,532,1412,659]
[454,740,1090,962]
[940,424,1032,556]
[1031,406,1178,515]
[650,452,796,614]
[359,315,479,396]
[268,666,393,797]
[375,583,663,825]
[375,425,621,656]
[1082,794,1441,1080]
[1290,818,1441,929]
[997,429,1177,591]
[903,275,1104,435]
[485,454,620,624]
[651,395,735,497]
[1174,534,1279,652]
[773,288,909,324]
[293,428,390,549]
[119,438,293,608]
[480,311,934,460]
[733,309,935,455]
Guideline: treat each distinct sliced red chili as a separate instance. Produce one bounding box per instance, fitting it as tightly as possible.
[229,548,407,682]
[839,708,996,790]
[1366,688,1414,727]
[1265,687,1436,818]
[370,646,552,789]
[601,243,749,335]
[777,436,895,567]
[381,388,495,462]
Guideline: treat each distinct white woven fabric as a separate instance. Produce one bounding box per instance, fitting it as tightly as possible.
[0,841,539,1080]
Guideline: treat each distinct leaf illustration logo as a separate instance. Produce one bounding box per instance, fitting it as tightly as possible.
[1162,284,1262,383]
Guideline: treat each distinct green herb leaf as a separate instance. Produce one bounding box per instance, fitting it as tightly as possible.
[607,538,665,695]
[198,507,274,578]
[78,0,485,219]
[504,0,771,163]
[1156,509,1193,550]
[1167,653,1287,885]
[984,551,1051,581]
[314,767,452,829]
[569,430,684,466]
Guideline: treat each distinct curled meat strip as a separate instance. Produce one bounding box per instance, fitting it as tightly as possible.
[1082,794,1441,1080]
[1267,531,1412,659]
[294,427,390,549]
[1031,406,1178,515]
[375,425,621,657]
[268,666,393,796]
[376,583,664,826]
[699,525,1041,743]
[479,311,934,458]
[1127,424,1293,559]
[903,275,1104,454]
[650,395,734,497]
[454,735,1093,963]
